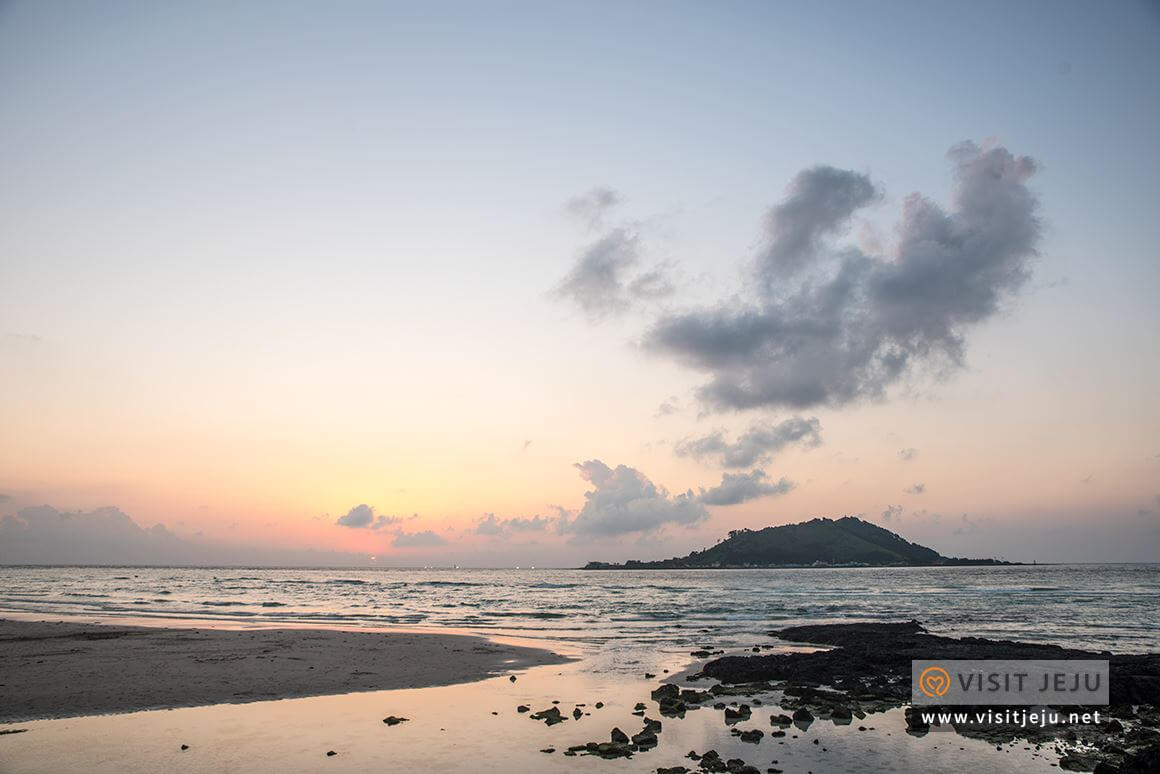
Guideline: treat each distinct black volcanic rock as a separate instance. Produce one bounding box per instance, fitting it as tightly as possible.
[697,625,1160,774]
[583,516,1005,569]
[701,621,1160,708]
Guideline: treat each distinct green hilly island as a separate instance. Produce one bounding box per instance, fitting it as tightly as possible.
[583,516,1008,569]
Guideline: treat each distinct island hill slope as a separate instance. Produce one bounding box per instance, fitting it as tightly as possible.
[584,516,1008,569]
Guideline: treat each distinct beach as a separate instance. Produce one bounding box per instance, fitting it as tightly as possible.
[0,619,567,722]
[0,621,1077,774]
[2,614,1158,773]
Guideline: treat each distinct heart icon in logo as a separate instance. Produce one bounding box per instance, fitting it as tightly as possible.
[919,665,951,698]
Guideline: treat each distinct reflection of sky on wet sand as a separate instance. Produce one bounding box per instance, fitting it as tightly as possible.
[1,656,1064,773]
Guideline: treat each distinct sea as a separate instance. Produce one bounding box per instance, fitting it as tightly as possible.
[2,563,1157,665]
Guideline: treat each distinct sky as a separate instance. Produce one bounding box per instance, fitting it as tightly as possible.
[1,0,1158,566]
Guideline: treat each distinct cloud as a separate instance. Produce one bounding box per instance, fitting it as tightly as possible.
[559,460,708,537]
[645,141,1041,410]
[475,513,551,537]
[756,166,881,283]
[335,504,402,530]
[392,529,448,548]
[954,513,981,535]
[905,483,926,494]
[698,469,794,506]
[555,190,674,319]
[675,416,821,468]
[555,230,674,320]
[627,268,675,300]
[0,506,184,565]
[0,505,374,566]
[555,228,645,319]
[898,447,919,462]
[880,504,902,522]
[655,397,680,417]
[475,514,504,535]
[566,186,621,229]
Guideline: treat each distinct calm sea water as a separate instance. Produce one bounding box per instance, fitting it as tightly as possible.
[2,564,1157,668]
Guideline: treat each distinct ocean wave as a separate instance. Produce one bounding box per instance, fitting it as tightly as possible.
[482,610,569,619]
[2,564,1157,653]
[415,580,486,587]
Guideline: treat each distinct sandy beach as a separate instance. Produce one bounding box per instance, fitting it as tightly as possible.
[0,619,568,722]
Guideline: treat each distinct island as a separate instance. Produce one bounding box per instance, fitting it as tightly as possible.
[582,516,1011,569]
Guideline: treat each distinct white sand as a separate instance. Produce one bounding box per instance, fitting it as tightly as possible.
[0,619,567,721]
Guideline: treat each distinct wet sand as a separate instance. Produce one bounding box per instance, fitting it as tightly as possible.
[0,619,568,722]
[0,655,1067,774]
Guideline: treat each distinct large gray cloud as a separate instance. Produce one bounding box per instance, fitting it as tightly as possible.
[675,416,821,468]
[757,166,880,284]
[698,469,794,506]
[560,460,708,536]
[335,504,402,530]
[646,142,1041,410]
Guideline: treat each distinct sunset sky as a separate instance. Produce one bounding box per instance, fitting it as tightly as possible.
[1,1,1157,565]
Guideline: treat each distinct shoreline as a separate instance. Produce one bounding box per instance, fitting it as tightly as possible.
[0,618,570,723]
